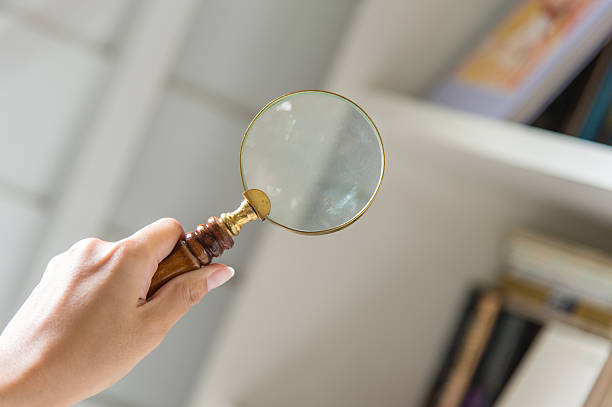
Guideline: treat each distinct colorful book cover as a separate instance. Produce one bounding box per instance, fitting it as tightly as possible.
[430,0,612,121]
[458,0,596,92]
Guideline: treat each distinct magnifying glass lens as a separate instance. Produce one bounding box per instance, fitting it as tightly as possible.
[240,91,384,234]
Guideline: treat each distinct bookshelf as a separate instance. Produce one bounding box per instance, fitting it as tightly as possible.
[329,0,612,222]
[321,0,612,405]
[188,2,612,407]
[366,89,612,192]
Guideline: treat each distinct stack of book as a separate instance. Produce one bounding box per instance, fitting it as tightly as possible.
[430,0,612,145]
[422,229,612,407]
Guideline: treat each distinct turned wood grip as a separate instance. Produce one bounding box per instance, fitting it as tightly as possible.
[147,216,234,299]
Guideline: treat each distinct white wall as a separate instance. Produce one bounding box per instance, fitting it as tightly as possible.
[187,123,612,407]
[0,1,123,327]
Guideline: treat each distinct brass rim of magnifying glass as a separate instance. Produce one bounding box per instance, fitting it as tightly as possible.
[239,89,385,236]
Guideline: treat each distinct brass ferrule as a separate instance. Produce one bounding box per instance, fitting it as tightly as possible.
[221,199,258,236]
[219,189,271,236]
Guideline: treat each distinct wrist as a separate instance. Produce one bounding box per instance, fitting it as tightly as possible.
[0,334,65,407]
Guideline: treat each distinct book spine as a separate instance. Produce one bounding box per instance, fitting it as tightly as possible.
[583,353,612,407]
[462,312,540,407]
[500,274,612,337]
[580,60,612,140]
[423,289,482,407]
[435,291,502,407]
[506,230,612,307]
[563,40,612,136]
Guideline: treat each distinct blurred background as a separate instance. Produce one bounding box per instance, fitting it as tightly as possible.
[2,1,612,407]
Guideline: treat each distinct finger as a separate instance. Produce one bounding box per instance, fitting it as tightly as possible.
[126,218,184,263]
[142,263,234,329]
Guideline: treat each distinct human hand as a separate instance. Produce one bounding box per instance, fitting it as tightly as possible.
[0,218,234,407]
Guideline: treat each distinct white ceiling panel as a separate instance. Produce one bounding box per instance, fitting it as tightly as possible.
[175,0,357,111]
[5,0,133,46]
[0,13,105,197]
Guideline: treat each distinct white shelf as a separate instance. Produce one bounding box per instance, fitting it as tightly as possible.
[359,88,612,221]
[365,89,612,191]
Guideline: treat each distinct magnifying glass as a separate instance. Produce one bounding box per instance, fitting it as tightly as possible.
[147,90,384,298]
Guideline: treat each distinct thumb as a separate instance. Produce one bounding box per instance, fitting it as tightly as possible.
[143,263,235,330]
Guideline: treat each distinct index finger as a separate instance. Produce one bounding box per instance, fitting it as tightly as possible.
[127,218,184,264]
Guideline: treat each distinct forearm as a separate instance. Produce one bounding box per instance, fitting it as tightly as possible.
[0,328,79,407]
[0,340,58,407]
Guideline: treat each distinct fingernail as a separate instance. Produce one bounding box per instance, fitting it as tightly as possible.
[207,267,235,291]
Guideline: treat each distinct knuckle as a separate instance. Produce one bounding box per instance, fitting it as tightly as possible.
[118,238,139,256]
[118,238,148,259]
[116,239,152,264]
[52,237,111,279]
[112,239,156,271]
[47,252,65,268]
[159,217,183,234]
[66,238,109,265]
[44,253,66,276]
[69,237,103,254]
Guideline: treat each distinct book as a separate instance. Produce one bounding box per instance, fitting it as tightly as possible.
[504,229,612,308]
[423,289,502,407]
[423,288,483,407]
[583,354,612,407]
[500,274,612,338]
[461,311,541,407]
[563,40,612,136]
[433,290,502,407]
[530,50,600,133]
[578,54,612,140]
[429,0,612,122]
[495,322,611,407]
[598,387,612,407]
[599,106,612,144]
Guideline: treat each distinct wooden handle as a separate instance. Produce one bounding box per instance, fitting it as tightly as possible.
[147,216,234,299]
[146,189,270,299]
